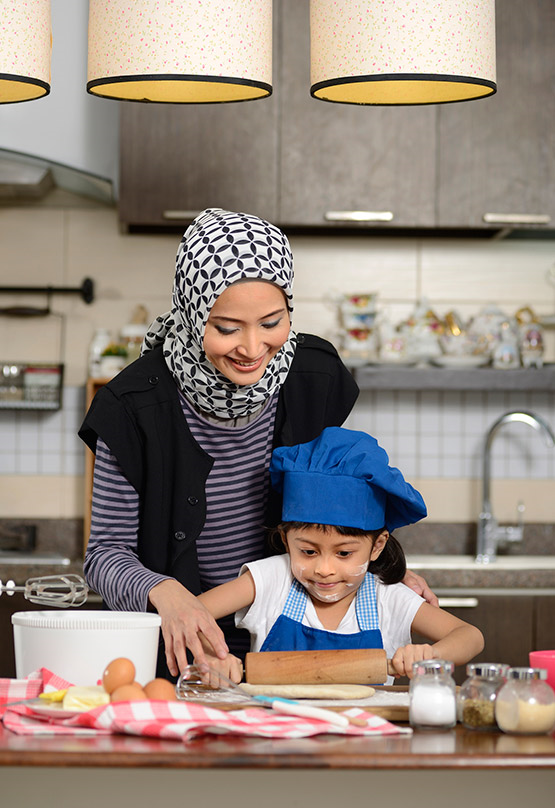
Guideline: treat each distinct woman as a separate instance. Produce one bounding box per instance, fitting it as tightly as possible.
[79,208,434,679]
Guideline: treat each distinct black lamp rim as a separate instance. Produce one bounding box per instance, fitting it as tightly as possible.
[0,73,50,103]
[87,73,272,103]
[310,72,497,105]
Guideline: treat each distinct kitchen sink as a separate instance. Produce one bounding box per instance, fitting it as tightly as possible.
[405,554,555,571]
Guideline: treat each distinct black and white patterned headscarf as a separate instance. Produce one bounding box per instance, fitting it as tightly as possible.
[142,208,297,419]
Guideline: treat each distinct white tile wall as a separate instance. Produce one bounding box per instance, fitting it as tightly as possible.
[346,390,555,481]
[1,386,553,483]
[0,206,554,520]
[0,386,85,476]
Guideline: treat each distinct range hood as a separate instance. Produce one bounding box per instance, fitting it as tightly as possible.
[0,149,114,207]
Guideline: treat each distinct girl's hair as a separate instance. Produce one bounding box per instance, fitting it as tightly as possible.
[270,521,406,585]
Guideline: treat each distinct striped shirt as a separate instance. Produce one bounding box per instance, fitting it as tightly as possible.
[84,392,279,621]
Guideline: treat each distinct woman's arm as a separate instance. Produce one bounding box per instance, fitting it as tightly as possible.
[87,439,228,676]
[391,602,484,678]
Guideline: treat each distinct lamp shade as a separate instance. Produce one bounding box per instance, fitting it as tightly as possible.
[87,0,273,103]
[0,0,51,103]
[310,0,496,105]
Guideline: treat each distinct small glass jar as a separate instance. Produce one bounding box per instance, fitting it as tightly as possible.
[409,659,457,730]
[458,662,509,730]
[495,667,555,735]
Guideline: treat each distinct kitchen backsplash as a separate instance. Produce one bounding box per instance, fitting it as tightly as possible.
[0,206,554,523]
[1,384,552,479]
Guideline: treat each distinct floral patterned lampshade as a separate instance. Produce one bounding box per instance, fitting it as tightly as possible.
[0,0,51,103]
[310,0,496,105]
[87,0,273,103]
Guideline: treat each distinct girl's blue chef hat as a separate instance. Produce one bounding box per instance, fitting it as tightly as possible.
[270,426,427,532]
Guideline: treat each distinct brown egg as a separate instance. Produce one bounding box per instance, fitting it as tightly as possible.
[110,682,147,702]
[143,678,177,701]
[102,657,136,694]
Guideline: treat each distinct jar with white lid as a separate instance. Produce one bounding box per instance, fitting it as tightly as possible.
[409,659,457,730]
[458,662,509,730]
[495,667,555,735]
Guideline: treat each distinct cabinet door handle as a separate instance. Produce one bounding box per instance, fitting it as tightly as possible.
[162,210,202,221]
[483,213,551,225]
[325,210,394,223]
[438,597,479,609]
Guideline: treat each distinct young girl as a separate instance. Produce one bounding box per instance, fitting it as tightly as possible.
[198,426,484,683]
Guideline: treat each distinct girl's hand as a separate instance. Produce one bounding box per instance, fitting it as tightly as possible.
[391,643,437,679]
[193,652,244,687]
[402,570,439,607]
[148,579,229,677]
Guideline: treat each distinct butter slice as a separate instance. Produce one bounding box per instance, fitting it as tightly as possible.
[62,685,110,712]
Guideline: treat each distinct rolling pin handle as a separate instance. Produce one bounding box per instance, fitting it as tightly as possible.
[386,659,397,678]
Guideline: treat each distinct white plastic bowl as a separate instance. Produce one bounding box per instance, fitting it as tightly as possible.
[12,610,161,686]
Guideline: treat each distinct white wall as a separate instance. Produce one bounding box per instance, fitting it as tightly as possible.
[0,206,554,524]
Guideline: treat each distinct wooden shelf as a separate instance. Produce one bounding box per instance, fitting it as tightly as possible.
[352,364,555,392]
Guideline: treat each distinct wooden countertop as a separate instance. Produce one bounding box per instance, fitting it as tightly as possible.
[1,722,554,770]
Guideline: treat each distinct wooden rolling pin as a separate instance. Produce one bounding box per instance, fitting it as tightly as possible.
[245,649,396,685]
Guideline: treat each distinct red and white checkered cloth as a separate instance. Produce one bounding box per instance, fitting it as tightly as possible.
[1,669,412,740]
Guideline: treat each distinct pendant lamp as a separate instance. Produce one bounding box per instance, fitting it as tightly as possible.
[0,0,51,104]
[87,0,273,103]
[310,0,496,105]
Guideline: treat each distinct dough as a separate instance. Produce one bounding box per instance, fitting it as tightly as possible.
[239,683,375,700]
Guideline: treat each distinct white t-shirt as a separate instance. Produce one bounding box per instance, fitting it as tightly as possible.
[236,553,424,670]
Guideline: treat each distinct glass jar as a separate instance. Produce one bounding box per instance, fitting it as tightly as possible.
[409,659,457,730]
[458,662,509,730]
[120,324,147,365]
[495,667,555,735]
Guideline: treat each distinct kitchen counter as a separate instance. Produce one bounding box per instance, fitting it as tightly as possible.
[3,556,555,592]
[1,722,554,808]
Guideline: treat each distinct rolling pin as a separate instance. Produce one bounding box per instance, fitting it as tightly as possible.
[245,649,396,685]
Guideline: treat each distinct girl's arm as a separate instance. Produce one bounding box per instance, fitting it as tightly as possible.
[197,569,257,620]
[391,602,485,678]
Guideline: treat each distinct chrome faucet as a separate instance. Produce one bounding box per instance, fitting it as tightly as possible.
[476,411,555,564]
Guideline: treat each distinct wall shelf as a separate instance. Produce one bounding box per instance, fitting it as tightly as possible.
[352,364,555,392]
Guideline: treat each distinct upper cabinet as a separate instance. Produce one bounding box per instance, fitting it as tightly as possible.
[118,0,554,234]
[276,0,436,229]
[437,1,555,230]
[119,96,279,228]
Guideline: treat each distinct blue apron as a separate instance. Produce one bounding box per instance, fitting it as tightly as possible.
[260,573,384,652]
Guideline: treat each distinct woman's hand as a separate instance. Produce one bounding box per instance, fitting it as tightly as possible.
[148,579,228,677]
[402,569,439,607]
[391,643,437,679]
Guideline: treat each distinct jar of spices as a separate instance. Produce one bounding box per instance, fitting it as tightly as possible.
[458,662,509,730]
[495,667,555,735]
[409,659,457,730]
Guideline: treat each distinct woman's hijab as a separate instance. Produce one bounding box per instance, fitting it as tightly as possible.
[142,208,297,418]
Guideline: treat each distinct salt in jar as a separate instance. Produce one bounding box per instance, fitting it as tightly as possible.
[495,667,555,735]
[409,659,457,730]
[458,662,509,731]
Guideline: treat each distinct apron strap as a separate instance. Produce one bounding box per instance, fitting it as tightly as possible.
[282,577,308,620]
[282,573,380,631]
[355,573,380,631]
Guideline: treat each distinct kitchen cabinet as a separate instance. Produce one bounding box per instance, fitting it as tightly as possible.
[0,591,102,678]
[118,0,554,234]
[437,0,555,230]
[277,0,436,229]
[119,18,280,228]
[410,592,555,685]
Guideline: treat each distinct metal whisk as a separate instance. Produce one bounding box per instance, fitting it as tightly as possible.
[0,574,89,607]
